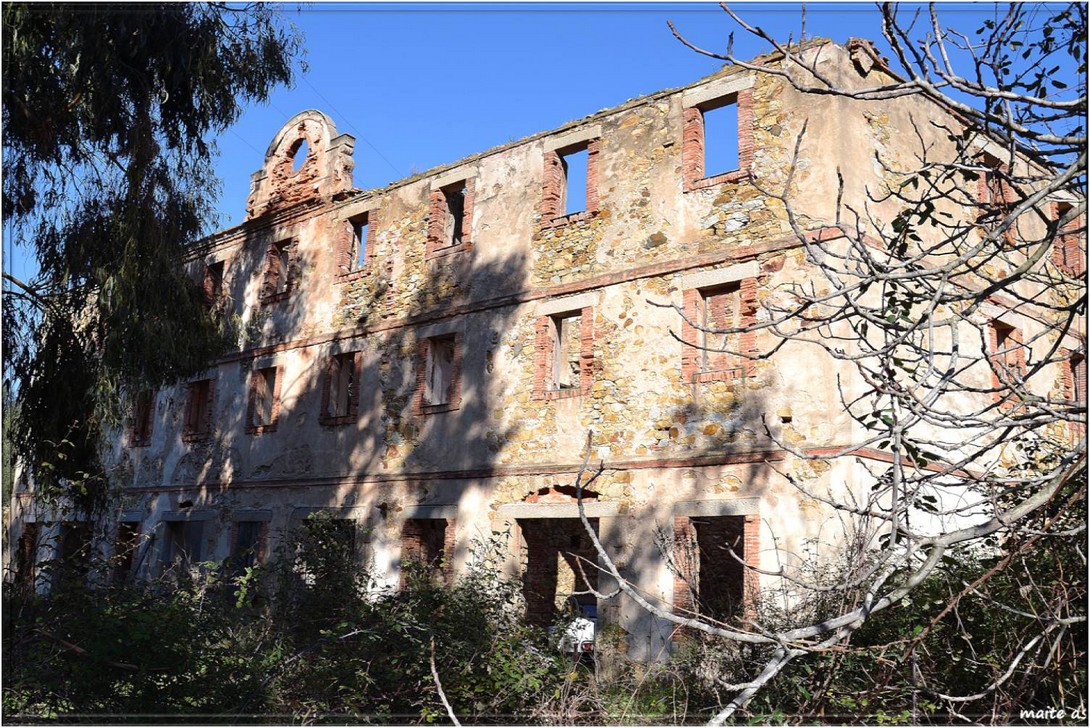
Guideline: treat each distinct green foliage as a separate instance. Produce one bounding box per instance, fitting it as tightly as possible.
[3,529,568,724]
[1,3,302,504]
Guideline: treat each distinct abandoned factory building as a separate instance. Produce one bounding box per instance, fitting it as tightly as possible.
[8,39,1084,660]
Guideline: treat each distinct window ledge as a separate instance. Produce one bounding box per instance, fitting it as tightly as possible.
[692,369,745,385]
[246,423,279,435]
[335,268,370,283]
[425,242,471,261]
[685,169,750,192]
[182,432,211,444]
[420,400,461,415]
[541,387,583,401]
[260,290,294,306]
[541,209,599,230]
[320,414,357,427]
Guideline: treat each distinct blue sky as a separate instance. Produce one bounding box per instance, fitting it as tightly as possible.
[209,1,1018,231]
[0,1,1050,283]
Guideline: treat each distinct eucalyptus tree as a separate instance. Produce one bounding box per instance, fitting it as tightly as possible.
[2,3,302,504]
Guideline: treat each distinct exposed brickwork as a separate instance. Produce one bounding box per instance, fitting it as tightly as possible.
[531,308,596,400]
[129,390,155,448]
[540,139,600,228]
[400,518,456,585]
[426,179,475,259]
[1051,202,1085,277]
[319,351,363,426]
[245,365,282,435]
[683,88,755,191]
[335,211,378,281]
[260,239,299,305]
[181,378,215,443]
[681,278,759,387]
[672,514,759,622]
[413,333,463,415]
[520,518,599,626]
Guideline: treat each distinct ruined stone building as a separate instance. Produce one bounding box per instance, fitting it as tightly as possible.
[7,40,1084,660]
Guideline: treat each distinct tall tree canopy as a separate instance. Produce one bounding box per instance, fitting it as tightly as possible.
[2,3,302,503]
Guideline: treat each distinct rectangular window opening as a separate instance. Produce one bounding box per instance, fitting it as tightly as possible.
[444,184,467,247]
[162,521,204,574]
[699,284,742,374]
[425,335,456,406]
[519,518,599,628]
[551,312,583,390]
[401,519,449,584]
[561,147,589,216]
[131,389,155,447]
[250,367,278,429]
[204,260,225,309]
[692,516,746,620]
[113,521,141,584]
[702,99,740,177]
[350,214,370,270]
[184,379,213,440]
[232,521,268,574]
[328,353,357,420]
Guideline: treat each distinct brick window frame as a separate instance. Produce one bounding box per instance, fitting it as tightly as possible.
[129,389,156,448]
[681,264,760,386]
[335,209,378,282]
[681,76,755,192]
[532,301,596,401]
[427,177,475,260]
[182,378,216,443]
[320,350,362,426]
[230,520,269,575]
[246,364,282,434]
[671,501,759,622]
[400,517,457,586]
[112,521,141,584]
[413,331,464,415]
[976,153,1017,246]
[540,137,601,228]
[988,320,1027,405]
[202,258,228,311]
[1051,202,1085,277]
[259,238,299,305]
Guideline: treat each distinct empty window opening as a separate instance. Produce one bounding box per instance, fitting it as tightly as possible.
[161,521,204,574]
[250,367,278,429]
[698,283,742,374]
[14,523,40,589]
[232,521,267,574]
[519,518,599,627]
[183,379,213,441]
[674,515,748,621]
[992,322,1024,383]
[552,312,583,390]
[1072,354,1086,405]
[131,389,155,447]
[203,260,225,308]
[327,352,358,420]
[350,214,370,270]
[262,240,296,302]
[291,138,309,172]
[444,184,467,247]
[425,335,456,406]
[291,516,360,588]
[701,99,740,177]
[54,522,93,589]
[113,521,141,584]
[561,147,589,216]
[401,519,450,584]
[1053,202,1084,276]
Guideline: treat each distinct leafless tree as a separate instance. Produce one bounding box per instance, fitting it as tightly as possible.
[574,3,1085,722]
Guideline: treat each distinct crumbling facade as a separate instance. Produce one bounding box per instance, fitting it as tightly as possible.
[7,40,1083,660]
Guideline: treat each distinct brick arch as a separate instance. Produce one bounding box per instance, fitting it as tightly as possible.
[246,109,356,219]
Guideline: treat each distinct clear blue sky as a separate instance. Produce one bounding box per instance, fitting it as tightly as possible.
[209,1,1017,231]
